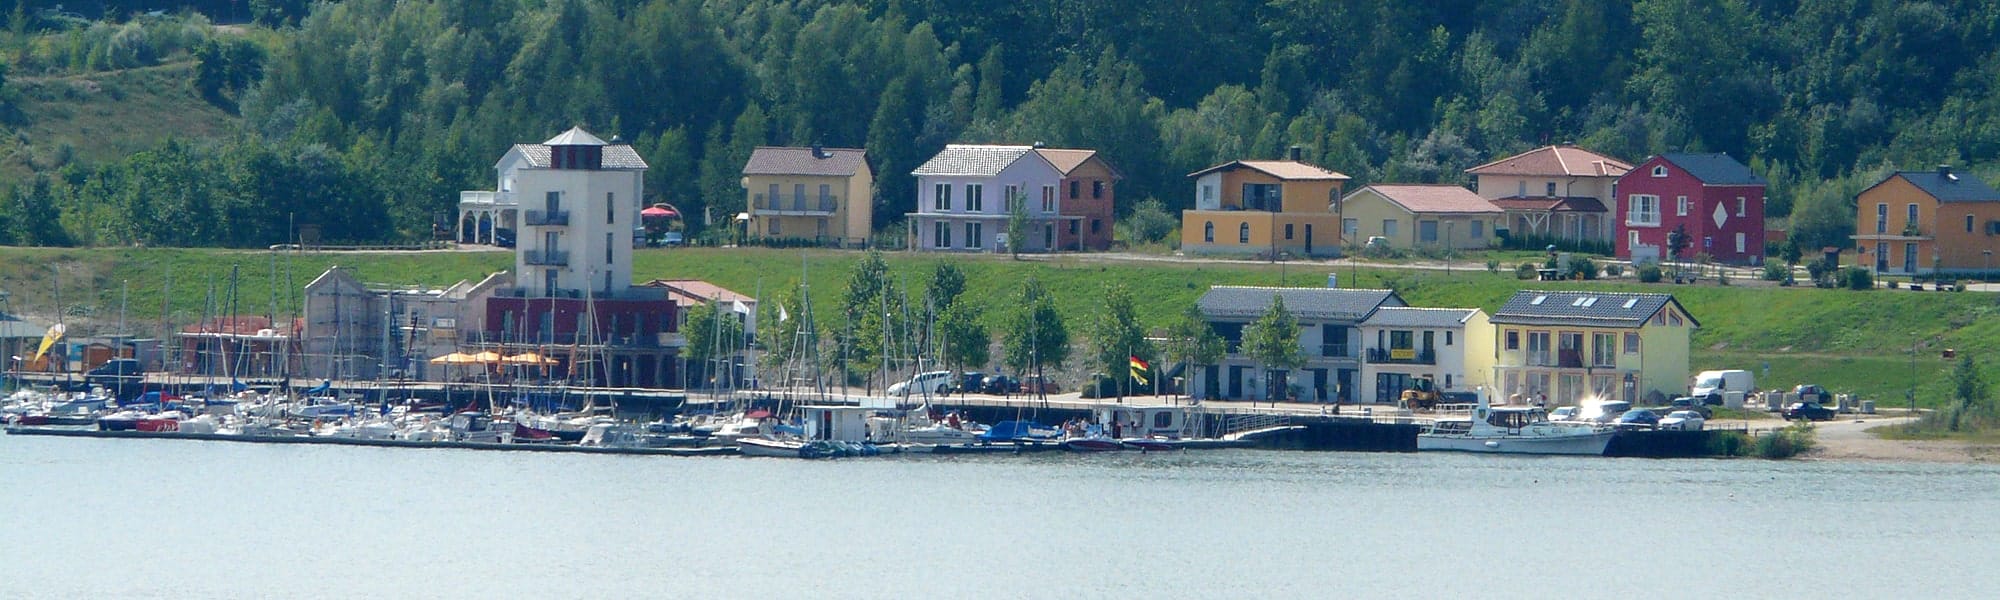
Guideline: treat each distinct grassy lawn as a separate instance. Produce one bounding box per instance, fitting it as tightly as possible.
[3,245,1995,409]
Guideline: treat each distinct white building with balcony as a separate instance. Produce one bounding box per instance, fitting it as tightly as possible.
[1356,307,1493,404]
[1187,285,1406,403]
[908,144,1081,252]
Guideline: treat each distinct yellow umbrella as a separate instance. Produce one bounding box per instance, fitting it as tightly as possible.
[471,351,505,364]
[429,352,477,364]
[504,352,556,365]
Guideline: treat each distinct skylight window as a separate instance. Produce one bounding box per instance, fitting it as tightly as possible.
[1581,297,1598,307]
[1622,298,1639,309]
[1531,295,1547,305]
[1571,298,1586,307]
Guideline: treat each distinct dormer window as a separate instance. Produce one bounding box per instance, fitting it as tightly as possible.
[1651,165,1668,177]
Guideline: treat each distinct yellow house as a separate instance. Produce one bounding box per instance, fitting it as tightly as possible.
[1181,152,1349,258]
[742,146,874,247]
[1486,290,1696,406]
[1851,166,2000,275]
[1338,184,1503,250]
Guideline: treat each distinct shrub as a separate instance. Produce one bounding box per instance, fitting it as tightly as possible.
[1486,259,1500,274]
[1761,262,1787,281]
[1121,199,1178,244]
[1755,422,1818,459]
[1515,262,1537,280]
[1603,263,1624,278]
[1567,256,1598,280]
[1844,266,1873,290]
[1637,264,1663,283]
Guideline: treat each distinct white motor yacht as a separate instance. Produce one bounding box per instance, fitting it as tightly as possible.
[1417,389,1617,456]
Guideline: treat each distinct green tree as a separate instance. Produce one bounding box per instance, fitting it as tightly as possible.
[1005,188,1029,258]
[833,250,896,390]
[8,175,71,247]
[937,300,990,391]
[1084,283,1154,398]
[682,299,744,391]
[1164,305,1224,399]
[1241,295,1304,404]
[1949,354,1989,432]
[1002,277,1068,393]
[924,262,966,314]
[1120,198,1177,245]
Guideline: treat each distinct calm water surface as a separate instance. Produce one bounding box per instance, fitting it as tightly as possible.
[3,435,1997,599]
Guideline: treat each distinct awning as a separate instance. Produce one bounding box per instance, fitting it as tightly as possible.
[470,351,504,364]
[641,205,679,219]
[503,352,557,365]
[429,352,479,365]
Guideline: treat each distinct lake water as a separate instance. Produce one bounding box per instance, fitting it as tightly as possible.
[3,435,1997,599]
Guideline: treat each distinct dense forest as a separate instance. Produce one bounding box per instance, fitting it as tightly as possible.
[4,0,2000,253]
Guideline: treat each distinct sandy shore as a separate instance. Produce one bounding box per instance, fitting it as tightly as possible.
[1716,415,2000,463]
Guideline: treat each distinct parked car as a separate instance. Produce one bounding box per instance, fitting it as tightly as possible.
[1615,408,1661,430]
[953,371,986,394]
[981,374,1021,395]
[1690,369,1755,404]
[1548,406,1580,422]
[1782,402,1837,422]
[1792,384,1829,404]
[660,231,684,247]
[1581,400,1632,424]
[493,227,516,248]
[1669,396,1715,418]
[1020,375,1060,394]
[1659,410,1707,431]
[886,370,953,397]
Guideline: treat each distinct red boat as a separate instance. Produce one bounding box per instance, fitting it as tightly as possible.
[135,415,185,432]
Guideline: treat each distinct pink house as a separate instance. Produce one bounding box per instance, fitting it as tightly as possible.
[1613,153,1768,265]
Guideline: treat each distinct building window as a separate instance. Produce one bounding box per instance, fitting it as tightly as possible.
[934,183,952,211]
[1238,223,1250,244]
[1004,185,1020,211]
[1876,204,1888,234]
[1505,329,1519,351]
[1623,332,1640,354]
[1091,219,1101,234]
[767,184,779,208]
[1201,184,1214,205]
[1627,194,1660,226]
[1517,180,1527,197]
[934,221,952,248]
[1383,219,1399,238]
[1526,331,1551,366]
[1285,223,1294,240]
[1652,165,1667,177]
[1092,180,1104,198]
[1969,214,1977,233]
[1204,222,1214,242]
[1908,203,1920,231]
[1343,218,1358,238]
[1737,197,1747,217]
[1470,220,1484,239]
[607,192,615,224]
[1042,186,1056,212]
[819,184,832,205]
[605,232,614,264]
[1675,195,1688,216]
[1735,232,1745,253]
[768,219,779,235]
[967,223,983,248]
[1591,332,1616,367]
[1628,230,1639,249]
[1546,182,1558,197]
[1069,180,1080,199]
[965,184,983,212]
[1242,183,1281,211]
[1445,331,1454,346]
[1068,221,1078,235]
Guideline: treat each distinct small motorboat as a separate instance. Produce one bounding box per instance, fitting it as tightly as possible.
[736,436,813,458]
[1061,435,1126,452]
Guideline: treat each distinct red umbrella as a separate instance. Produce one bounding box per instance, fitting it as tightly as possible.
[641,205,679,219]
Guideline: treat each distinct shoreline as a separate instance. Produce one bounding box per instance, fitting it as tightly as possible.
[1769,416,1998,464]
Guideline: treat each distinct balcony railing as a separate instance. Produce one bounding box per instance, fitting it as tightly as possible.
[460,330,672,348]
[524,209,570,226]
[523,250,569,266]
[1320,344,1349,358]
[753,194,839,214]
[1366,347,1435,365]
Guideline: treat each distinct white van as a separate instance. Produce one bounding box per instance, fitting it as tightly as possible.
[887,370,954,397]
[1691,370,1755,402]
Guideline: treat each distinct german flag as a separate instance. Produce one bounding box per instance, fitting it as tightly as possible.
[1129,355,1151,386]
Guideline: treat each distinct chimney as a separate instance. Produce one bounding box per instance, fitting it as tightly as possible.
[1031,141,1046,149]
[1940,165,1958,181]
[812,143,827,160]
[1288,145,1303,161]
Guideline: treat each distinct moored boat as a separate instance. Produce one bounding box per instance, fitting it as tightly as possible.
[1417,390,1616,456]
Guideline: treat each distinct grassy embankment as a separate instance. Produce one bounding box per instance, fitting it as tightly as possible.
[2,61,240,182]
[2,246,1991,407]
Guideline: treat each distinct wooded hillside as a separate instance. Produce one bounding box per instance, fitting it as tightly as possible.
[5,0,2000,252]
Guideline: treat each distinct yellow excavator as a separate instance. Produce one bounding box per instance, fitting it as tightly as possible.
[1399,376,1441,410]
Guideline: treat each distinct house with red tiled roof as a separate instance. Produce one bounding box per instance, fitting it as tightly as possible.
[1036,148,1121,251]
[1182,148,1351,257]
[1337,184,1504,250]
[1465,144,1632,245]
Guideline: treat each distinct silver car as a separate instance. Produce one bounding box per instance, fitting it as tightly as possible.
[1659,410,1706,431]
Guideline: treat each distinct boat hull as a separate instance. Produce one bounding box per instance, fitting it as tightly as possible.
[1118,438,1177,452]
[1417,431,1615,456]
[1062,438,1126,452]
[735,438,808,458]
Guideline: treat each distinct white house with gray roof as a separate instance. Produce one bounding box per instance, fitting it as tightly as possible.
[909,144,1079,252]
[1357,307,1493,404]
[1190,286,1405,403]
[1487,290,1696,406]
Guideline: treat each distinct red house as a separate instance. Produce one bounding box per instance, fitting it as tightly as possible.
[1037,148,1121,251]
[1614,153,1768,265]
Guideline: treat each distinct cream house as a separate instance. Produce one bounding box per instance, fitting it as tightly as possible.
[742,145,874,247]
[1338,184,1503,250]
